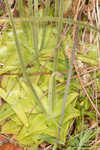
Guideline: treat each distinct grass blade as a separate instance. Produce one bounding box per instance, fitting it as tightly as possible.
[28,0,40,64]
[56,26,79,145]
[55,0,60,17]
[34,0,39,55]
[40,0,50,50]
[52,0,64,113]
[0,16,100,33]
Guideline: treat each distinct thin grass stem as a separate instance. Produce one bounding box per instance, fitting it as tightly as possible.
[29,0,40,65]
[0,16,100,33]
[40,0,50,50]
[56,26,79,146]
[52,0,64,112]
[55,0,60,17]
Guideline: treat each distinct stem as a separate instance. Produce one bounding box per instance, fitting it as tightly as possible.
[0,16,100,32]
[56,26,79,145]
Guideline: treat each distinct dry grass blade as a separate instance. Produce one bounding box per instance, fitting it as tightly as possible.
[74,60,100,116]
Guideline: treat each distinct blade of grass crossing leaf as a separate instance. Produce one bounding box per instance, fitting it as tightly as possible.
[40,0,50,50]
[5,0,46,114]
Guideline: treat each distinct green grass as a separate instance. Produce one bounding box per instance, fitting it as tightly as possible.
[0,0,100,149]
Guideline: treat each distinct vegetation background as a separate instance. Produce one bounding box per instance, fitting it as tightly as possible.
[0,0,100,150]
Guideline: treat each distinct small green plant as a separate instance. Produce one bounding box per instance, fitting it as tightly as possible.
[66,126,100,150]
[0,0,100,149]
[0,22,80,147]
